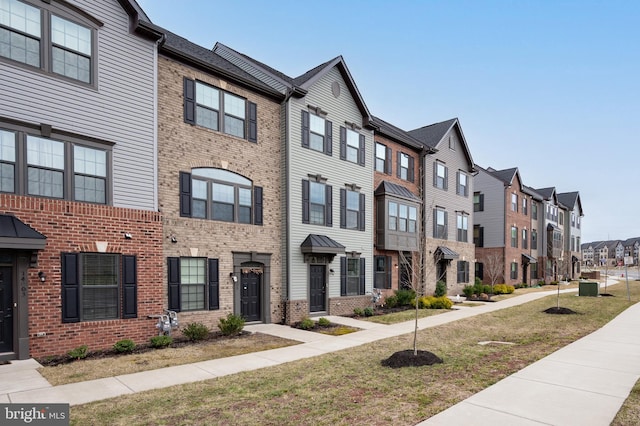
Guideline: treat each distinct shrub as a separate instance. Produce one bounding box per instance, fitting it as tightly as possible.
[394,289,416,306]
[384,295,398,308]
[475,276,483,286]
[363,307,374,317]
[506,285,515,294]
[493,284,508,295]
[462,285,475,298]
[299,317,315,330]
[67,345,88,360]
[353,307,364,316]
[218,313,245,336]
[183,322,210,341]
[150,335,172,348]
[113,339,135,353]
[434,280,447,297]
[426,296,453,309]
[317,317,331,327]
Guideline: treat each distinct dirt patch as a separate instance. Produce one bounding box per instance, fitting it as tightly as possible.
[381,350,443,368]
[291,321,359,335]
[543,307,578,315]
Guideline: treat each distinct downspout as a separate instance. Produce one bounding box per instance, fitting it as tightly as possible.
[282,88,295,322]
[152,32,166,212]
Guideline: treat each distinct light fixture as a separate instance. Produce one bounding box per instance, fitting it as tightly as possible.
[170,235,177,243]
[229,273,237,283]
[124,232,133,239]
[38,271,46,282]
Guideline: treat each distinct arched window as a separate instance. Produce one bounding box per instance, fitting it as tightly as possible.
[180,168,262,225]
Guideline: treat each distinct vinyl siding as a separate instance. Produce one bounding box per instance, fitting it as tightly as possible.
[286,67,373,300]
[473,169,506,247]
[0,0,157,210]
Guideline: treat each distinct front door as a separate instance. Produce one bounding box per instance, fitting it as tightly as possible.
[309,265,326,312]
[240,271,261,322]
[437,260,448,285]
[0,267,13,353]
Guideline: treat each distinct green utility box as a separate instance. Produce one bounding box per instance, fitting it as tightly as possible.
[579,281,599,297]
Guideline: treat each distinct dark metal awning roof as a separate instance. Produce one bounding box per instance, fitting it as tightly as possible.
[300,234,345,254]
[0,214,46,250]
[522,253,537,264]
[435,246,459,260]
[374,181,421,202]
[572,255,579,262]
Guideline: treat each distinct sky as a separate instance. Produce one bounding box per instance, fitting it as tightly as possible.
[137,0,640,244]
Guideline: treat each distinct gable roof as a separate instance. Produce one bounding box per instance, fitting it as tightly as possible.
[407,118,475,172]
[159,31,283,100]
[370,115,433,152]
[523,185,544,201]
[212,43,373,126]
[557,191,584,216]
[116,0,163,41]
[535,187,557,201]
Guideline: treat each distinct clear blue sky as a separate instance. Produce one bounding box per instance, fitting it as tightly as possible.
[138,0,640,244]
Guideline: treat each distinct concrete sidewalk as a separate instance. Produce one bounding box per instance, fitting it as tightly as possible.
[0,279,637,426]
[419,298,640,426]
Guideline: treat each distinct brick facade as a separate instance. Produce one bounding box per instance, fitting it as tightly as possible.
[1,194,163,358]
[373,133,422,297]
[157,56,283,328]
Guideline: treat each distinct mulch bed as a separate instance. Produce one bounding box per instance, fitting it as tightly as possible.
[381,350,443,368]
[543,307,578,315]
[37,331,250,367]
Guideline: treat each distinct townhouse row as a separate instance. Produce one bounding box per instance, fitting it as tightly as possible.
[0,0,582,360]
[582,238,640,267]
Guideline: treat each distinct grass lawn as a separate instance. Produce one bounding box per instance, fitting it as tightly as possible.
[70,282,640,425]
[612,379,640,425]
[362,308,447,324]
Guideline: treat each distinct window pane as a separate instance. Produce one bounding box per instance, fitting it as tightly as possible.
[224,93,245,119]
[224,114,244,138]
[310,114,324,134]
[0,27,40,66]
[27,167,63,197]
[74,175,105,203]
[239,206,251,224]
[74,145,106,177]
[0,0,40,36]
[347,211,358,229]
[346,190,359,210]
[27,136,64,169]
[309,133,324,152]
[238,187,251,206]
[192,179,207,199]
[192,168,251,185]
[212,202,233,222]
[196,83,219,109]
[0,129,15,161]
[52,45,90,83]
[51,15,91,55]
[310,181,325,204]
[192,199,206,218]
[196,106,218,130]
[81,253,118,321]
[180,258,205,284]
[212,183,234,203]
[346,129,359,163]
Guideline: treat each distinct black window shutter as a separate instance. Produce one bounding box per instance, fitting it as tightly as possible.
[433,162,438,187]
[408,156,415,182]
[301,110,309,148]
[385,147,392,175]
[433,209,437,238]
[359,193,365,231]
[340,257,346,296]
[358,134,365,166]
[61,253,80,323]
[179,172,192,217]
[396,152,401,178]
[302,180,310,224]
[386,256,392,289]
[359,257,366,295]
[167,257,181,311]
[208,258,220,310]
[122,255,137,319]
[248,101,258,143]
[340,188,346,229]
[184,77,195,125]
[339,126,346,160]
[444,211,449,239]
[456,172,460,194]
[326,184,333,226]
[254,185,263,225]
[325,120,333,156]
[444,167,449,190]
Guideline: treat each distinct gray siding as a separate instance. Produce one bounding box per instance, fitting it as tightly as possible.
[287,67,374,300]
[0,0,157,210]
[424,129,474,239]
[473,169,505,247]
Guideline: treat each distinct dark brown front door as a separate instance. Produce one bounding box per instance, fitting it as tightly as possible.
[309,265,326,312]
[240,271,261,322]
[0,267,13,353]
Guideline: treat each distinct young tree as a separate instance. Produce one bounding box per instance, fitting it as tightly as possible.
[481,252,504,294]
